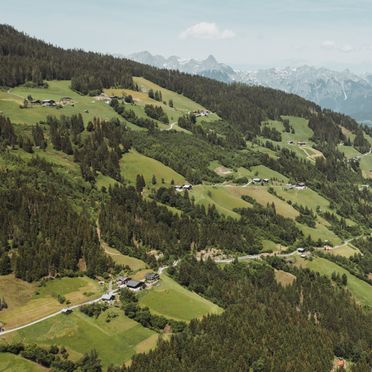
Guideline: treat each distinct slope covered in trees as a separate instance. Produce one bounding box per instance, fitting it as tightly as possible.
[124,259,372,371]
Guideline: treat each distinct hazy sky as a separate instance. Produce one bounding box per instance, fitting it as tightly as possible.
[2,0,372,71]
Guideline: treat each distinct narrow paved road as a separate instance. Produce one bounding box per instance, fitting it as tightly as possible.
[166,122,177,131]
[0,290,117,336]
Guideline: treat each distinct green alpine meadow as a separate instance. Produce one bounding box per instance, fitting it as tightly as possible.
[0,1,371,371]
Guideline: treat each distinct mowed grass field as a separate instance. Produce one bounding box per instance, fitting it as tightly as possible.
[227,185,341,244]
[337,144,361,159]
[359,153,372,179]
[120,150,185,186]
[274,270,296,287]
[228,185,299,219]
[295,256,372,308]
[191,185,252,218]
[105,77,219,131]
[235,165,289,183]
[103,244,147,271]
[2,308,157,368]
[0,275,102,328]
[0,81,121,125]
[261,116,324,161]
[0,353,46,372]
[328,244,361,258]
[138,274,223,322]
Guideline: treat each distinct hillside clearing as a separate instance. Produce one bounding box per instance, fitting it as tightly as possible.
[295,256,372,307]
[274,270,296,287]
[120,149,185,186]
[2,308,157,368]
[1,81,121,124]
[102,244,147,271]
[0,353,46,372]
[0,275,101,329]
[191,184,252,218]
[138,274,223,322]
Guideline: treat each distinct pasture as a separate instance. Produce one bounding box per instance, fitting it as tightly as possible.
[103,244,147,271]
[0,275,101,329]
[295,256,372,308]
[191,184,252,218]
[138,274,223,322]
[120,150,185,186]
[1,81,121,125]
[3,308,157,368]
[0,353,45,372]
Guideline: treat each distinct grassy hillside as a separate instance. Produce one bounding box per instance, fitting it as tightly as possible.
[3,308,157,368]
[0,353,45,372]
[191,184,252,218]
[120,149,185,186]
[105,76,220,131]
[295,256,372,307]
[138,274,223,322]
[102,244,147,271]
[0,81,121,125]
[0,275,102,329]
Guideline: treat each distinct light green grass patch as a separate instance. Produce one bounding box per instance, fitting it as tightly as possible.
[296,256,372,307]
[191,185,252,218]
[103,244,147,271]
[228,185,299,219]
[328,244,361,258]
[1,81,120,125]
[139,274,222,322]
[4,308,157,368]
[359,153,372,179]
[0,353,45,371]
[120,149,185,186]
[236,165,288,183]
[337,144,361,159]
[299,223,342,245]
[0,276,101,329]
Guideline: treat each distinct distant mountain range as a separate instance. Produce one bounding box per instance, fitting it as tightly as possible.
[128,51,372,124]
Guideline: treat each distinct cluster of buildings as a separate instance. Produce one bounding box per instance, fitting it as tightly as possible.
[252,177,270,184]
[193,110,210,117]
[28,97,73,107]
[175,184,193,192]
[285,182,306,190]
[288,140,307,146]
[115,272,160,293]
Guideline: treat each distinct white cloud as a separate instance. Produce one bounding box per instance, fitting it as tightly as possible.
[179,22,235,40]
[321,40,355,53]
[321,40,336,49]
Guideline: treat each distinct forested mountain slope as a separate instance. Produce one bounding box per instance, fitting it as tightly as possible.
[0,24,371,371]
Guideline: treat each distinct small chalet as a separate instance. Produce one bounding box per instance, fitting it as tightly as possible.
[297,247,305,253]
[101,292,115,301]
[41,99,56,106]
[61,308,72,314]
[126,280,145,291]
[145,272,160,283]
[253,178,262,183]
[117,276,130,288]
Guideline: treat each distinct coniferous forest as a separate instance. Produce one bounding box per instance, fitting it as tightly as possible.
[0,24,371,371]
